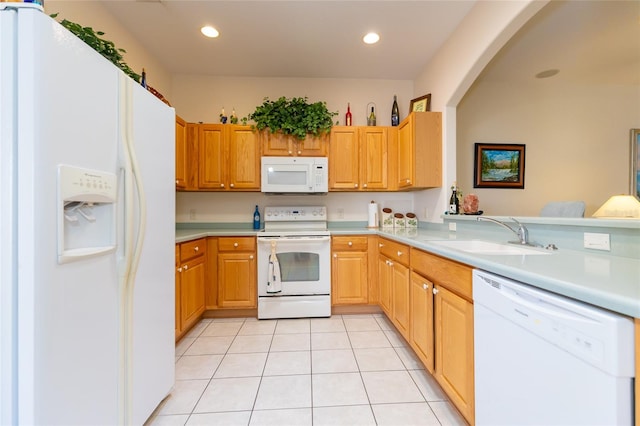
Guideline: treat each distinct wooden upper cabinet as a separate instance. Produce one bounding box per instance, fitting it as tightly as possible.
[192,124,260,191]
[228,126,260,190]
[261,130,328,157]
[329,126,392,191]
[175,115,187,190]
[329,127,360,190]
[198,124,226,189]
[396,112,442,190]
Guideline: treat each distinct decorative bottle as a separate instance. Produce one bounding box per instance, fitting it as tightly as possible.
[253,205,261,230]
[448,182,460,215]
[140,68,147,89]
[391,95,399,126]
[345,103,352,126]
[367,106,376,126]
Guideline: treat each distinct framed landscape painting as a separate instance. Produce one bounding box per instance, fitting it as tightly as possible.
[631,129,640,198]
[474,143,526,189]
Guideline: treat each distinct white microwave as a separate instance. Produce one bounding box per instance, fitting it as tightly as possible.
[261,156,328,194]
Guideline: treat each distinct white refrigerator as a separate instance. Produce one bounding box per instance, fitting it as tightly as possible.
[0,3,175,425]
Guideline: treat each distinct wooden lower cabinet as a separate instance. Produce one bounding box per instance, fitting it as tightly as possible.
[378,237,410,338]
[409,271,435,374]
[175,239,207,339]
[217,237,257,308]
[434,284,474,423]
[331,236,369,304]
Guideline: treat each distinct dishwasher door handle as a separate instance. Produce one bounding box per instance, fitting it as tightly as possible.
[499,287,598,324]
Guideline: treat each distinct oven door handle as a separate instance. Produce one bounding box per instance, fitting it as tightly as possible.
[257,236,331,243]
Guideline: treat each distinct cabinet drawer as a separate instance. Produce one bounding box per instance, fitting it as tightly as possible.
[411,248,472,301]
[332,236,368,251]
[218,236,256,252]
[378,237,409,266]
[180,238,206,262]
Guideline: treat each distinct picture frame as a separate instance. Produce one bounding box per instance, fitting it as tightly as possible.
[631,129,640,198]
[409,93,431,112]
[474,143,526,189]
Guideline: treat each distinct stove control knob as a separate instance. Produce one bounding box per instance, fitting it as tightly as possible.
[312,210,318,216]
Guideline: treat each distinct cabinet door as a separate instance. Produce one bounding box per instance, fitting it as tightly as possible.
[360,127,388,190]
[198,124,226,189]
[261,131,294,156]
[378,255,392,316]
[391,261,410,338]
[297,133,328,156]
[410,271,434,373]
[329,127,360,190]
[180,255,206,332]
[175,115,188,190]
[205,237,218,309]
[175,245,181,339]
[218,252,256,308]
[331,251,368,305]
[397,115,414,188]
[434,284,474,423]
[228,126,260,190]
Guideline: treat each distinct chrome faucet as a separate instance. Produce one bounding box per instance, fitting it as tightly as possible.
[477,217,533,246]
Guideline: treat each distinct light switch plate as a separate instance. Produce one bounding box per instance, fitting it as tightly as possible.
[583,232,610,251]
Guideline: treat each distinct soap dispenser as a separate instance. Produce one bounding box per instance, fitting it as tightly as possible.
[253,205,261,230]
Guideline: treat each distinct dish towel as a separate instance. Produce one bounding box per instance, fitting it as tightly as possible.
[267,241,282,293]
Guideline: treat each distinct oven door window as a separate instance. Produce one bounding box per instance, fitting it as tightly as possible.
[276,252,319,282]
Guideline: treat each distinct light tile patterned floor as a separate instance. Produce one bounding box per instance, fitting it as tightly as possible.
[147,314,467,426]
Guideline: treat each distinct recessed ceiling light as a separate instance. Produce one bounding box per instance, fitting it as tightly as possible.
[535,69,559,79]
[201,26,219,38]
[363,32,380,45]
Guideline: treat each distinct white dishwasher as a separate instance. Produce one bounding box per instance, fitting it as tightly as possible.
[473,270,635,426]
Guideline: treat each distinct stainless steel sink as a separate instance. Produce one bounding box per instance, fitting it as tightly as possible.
[429,239,551,255]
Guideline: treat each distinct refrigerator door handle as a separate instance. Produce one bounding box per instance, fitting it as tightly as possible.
[117,73,148,425]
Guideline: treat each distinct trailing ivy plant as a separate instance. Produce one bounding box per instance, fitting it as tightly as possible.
[50,13,141,83]
[249,96,337,140]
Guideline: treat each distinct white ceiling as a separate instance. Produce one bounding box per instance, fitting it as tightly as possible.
[97,0,639,85]
[98,0,476,80]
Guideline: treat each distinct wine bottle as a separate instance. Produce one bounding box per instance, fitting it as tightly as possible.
[391,95,399,126]
[368,106,376,126]
[345,103,352,126]
[253,205,261,230]
[140,68,147,89]
[448,182,459,215]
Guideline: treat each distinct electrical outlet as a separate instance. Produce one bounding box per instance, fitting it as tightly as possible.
[449,222,457,231]
[583,232,610,251]
[189,209,196,220]
[337,208,344,219]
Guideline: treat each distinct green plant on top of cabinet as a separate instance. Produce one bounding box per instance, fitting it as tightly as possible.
[396,111,442,189]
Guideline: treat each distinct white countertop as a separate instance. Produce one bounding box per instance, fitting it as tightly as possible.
[175,226,640,318]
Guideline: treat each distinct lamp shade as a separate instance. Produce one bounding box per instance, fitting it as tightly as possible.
[592,195,640,218]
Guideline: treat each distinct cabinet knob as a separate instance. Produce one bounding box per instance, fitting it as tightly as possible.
[348,241,353,246]
[177,267,182,272]
[175,180,179,185]
[406,179,411,184]
[230,183,235,188]
[297,150,302,155]
[194,246,199,252]
[423,283,429,290]
[432,288,439,295]
[288,150,293,155]
[397,250,403,256]
[249,255,254,260]
[333,254,337,258]
[354,183,358,188]
[234,242,239,247]
[220,183,225,188]
[183,264,188,270]
[379,243,384,248]
[363,183,367,188]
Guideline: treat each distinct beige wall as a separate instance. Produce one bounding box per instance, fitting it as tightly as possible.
[456,78,639,217]
[45,0,172,99]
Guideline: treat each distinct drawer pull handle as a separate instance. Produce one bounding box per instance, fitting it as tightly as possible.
[220,183,225,188]
[249,255,254,260]
[379,243,384,248]
[333,254,337,258]
[363,183,367,188]
[234,242,239,247]
[230,183,235,188]
[397,250,403,256]
[194,246,199,252]
[348,241,353,246]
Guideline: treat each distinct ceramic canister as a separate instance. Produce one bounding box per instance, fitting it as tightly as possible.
[381,208,394,228]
